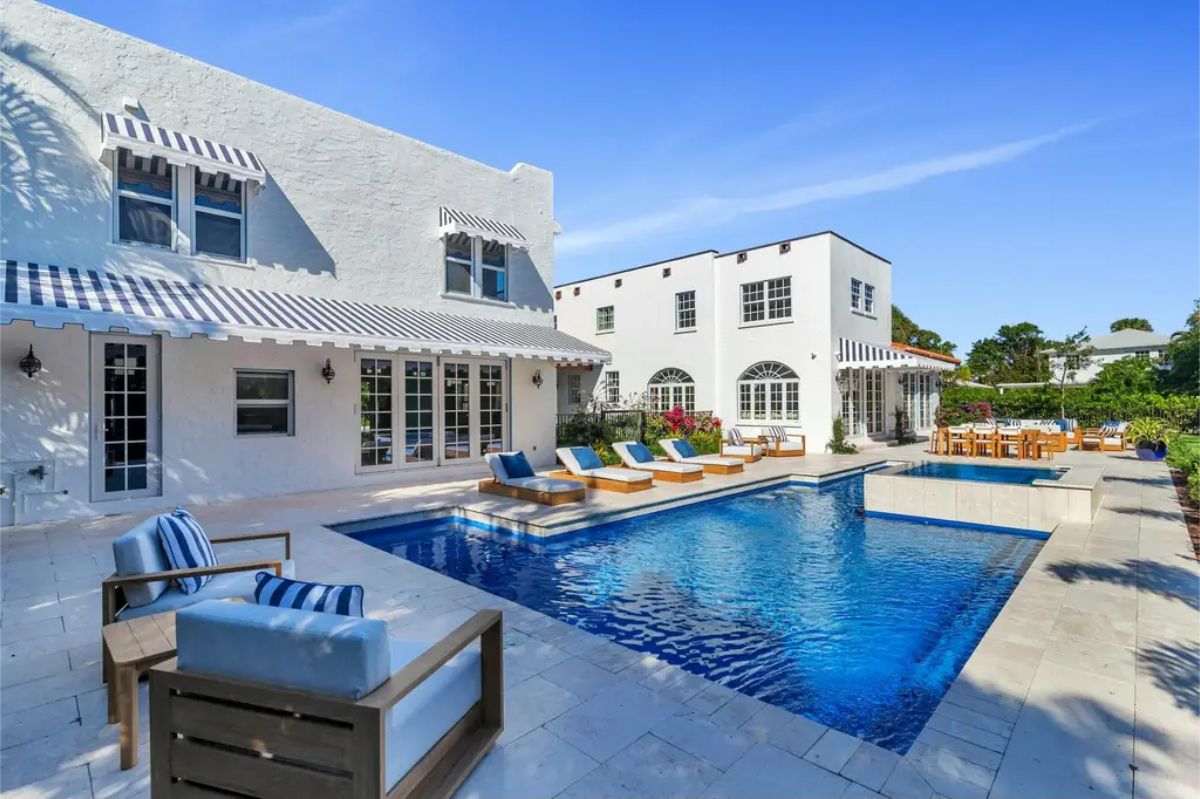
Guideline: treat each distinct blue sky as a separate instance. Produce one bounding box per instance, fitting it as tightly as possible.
[50,1,1198,353]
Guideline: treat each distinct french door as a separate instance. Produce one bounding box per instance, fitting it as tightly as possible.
[91,334,161,500]
[357,354,506,472]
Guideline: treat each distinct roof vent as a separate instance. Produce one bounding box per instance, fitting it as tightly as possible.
[615,278,623,288]
[779,242,791,254]
[573,286,581,296]
[662,267,671,278]
[555,290,562,300]
[736,252,748,264]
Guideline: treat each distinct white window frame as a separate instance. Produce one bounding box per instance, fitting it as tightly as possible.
[113,149,177,251]
[740,282,765,323]
[596,305,615,333]
[863,283,875,315]
[767,277,791,320]
[735,362,799,424]
[647,368,695,413]
[192,172,247,263]
[234,369,294,437]
[567,373,583,405]
[605,370,621,405]
[443,235,510,302]
[850,278,862,311]
[675,290,696,331]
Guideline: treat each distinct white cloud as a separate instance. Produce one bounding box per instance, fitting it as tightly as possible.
[557,124,1092,254]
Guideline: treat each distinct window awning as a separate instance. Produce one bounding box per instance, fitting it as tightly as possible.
[837,337,958,371]
[439,207,528,249]
[100,113,267,187]
[1,261,609,364]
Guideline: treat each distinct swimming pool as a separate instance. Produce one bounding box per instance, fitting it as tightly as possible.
[898,462,1062,485]
[347,477,1039,752]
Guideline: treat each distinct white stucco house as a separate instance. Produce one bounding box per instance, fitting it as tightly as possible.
[0,0,607,525]
[1045,328,1171,385]
[553,232,958,449]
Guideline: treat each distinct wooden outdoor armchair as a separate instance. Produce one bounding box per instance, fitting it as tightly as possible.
[149,608,503,799]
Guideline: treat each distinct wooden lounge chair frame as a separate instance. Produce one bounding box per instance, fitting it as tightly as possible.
[477,478,584,505]
[690,460,744,475]
[631,464,703,483]
[1078,427,1127,453]
[546,470,653,493]
[761,433,806,458]
[149,609,504,799]
[719,442,762,463]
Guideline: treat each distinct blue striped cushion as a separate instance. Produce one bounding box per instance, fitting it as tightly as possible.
[156,508,218,595]
[254,572,364,617]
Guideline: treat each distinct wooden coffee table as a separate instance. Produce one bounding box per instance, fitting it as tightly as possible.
[103,610,179,769]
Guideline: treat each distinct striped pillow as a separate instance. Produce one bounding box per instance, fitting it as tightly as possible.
[728,428,745,446]
[254,572,364,617]
[156,507,218,595]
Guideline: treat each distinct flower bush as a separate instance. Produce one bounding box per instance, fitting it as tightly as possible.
[645,407,722,455]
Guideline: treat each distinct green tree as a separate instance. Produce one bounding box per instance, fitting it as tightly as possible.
[1160,301,1199,395]
[891,306,956,357]
[1110,317,1153,333]
[965,322,1050,385]
[1047,328,1093,418]
[1089,356,1160,401]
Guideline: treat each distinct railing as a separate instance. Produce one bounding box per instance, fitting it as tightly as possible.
[555,409,714,447]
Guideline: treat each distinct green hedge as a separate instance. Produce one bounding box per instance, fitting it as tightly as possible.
[941,386,1200,432]
[1168,435,1200,504]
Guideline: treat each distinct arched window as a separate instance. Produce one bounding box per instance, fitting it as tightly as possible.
[737,362,800,424]
[646,368,695,412]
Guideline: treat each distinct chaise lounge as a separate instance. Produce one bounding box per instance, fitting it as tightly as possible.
[551,446,654,492]
[660,439,745,475]
[150,600,503,798]
[614,441,704,483]
[478,451,585,505]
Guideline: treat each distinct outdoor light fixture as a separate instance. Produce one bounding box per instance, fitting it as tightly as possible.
[532,369,544,389]
[18,345,41,379]
[321,358,336,384]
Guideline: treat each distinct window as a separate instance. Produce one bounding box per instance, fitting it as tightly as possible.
[850,278,862,311]
[767,277,791,319]
[596,305,614,332]
[863,283,875,314]
[567,373,582,404]
[194,171,244,260]
[235,370,293,436]
[676,291,696,330]
[1134,349,1151,358]
[116,148,175,248]
[742,278,791,324]
[647,368,695,413]
[605,370,621,405]
[741,282,765,323]
[737,362,799,424]
[443,234,507,301]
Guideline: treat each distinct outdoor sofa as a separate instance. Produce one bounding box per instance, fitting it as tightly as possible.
[478,451,585,505]
[551,446,654,492]
[1079,422,1129,452]
[613,441,704,482]
[149,600,502,798]
[660,439,745,475]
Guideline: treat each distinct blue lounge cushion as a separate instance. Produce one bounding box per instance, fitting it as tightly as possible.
[157,508,218,594]
[254,572,364,617]
[627,443,654,463]
[176,600,390,700]
[498,451,535,479]
[570,447,604,471]
[112,516,171,608]
[117,561,296,620]
[675,439,698,458]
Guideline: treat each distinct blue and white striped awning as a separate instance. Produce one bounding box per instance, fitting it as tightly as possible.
[1,261,608,363]
[100,112,266,186]
[837,337,956,371]
[439,207,528,249]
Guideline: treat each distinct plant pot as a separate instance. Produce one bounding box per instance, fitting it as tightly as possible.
[1135,441,1168,461]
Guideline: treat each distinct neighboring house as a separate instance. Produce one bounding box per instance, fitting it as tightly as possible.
[1044,328,1171,385]
[0,0,606,525]
[553,232,958,447]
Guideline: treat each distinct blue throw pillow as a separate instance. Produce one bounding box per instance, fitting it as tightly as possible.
[254,572,364,617]
[571,447,604,471]
[499,451,535,478]
[675,439,698,458]
[156,507,218,595]
[627,443,654,463]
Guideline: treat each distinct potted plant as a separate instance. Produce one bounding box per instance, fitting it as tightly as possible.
[1126,418,1178,461]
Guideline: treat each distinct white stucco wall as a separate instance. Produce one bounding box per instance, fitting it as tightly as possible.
[1048,348,1167,384]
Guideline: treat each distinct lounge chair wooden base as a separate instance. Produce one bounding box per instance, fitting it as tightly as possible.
[697,462,744,475]
[547,470,653,493]
[643,469,703,483]
[723,452,762,463]
[477,479,584,506]
[764,449,805,458]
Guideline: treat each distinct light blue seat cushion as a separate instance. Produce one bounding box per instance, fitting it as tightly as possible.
[112,516,171,608]
[118,561,295,620]
[176,599,389,700]
[384,639,482,791]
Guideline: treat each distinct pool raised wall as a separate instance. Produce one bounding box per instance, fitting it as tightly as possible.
[864,462,1103,534]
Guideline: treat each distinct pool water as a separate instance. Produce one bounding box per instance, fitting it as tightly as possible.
[348,478,1039,752]
[899,462,1062,485]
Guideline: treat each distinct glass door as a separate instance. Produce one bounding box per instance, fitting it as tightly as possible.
[442,361,472,461]
[478,362,506,455]
[91,334,160,500]
[359,357,395,469]
[403,359,436,464]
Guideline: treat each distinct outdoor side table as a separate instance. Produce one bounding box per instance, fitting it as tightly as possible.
[102,610,179,769]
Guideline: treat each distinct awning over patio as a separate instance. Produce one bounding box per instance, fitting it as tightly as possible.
[438,207,528,249]
[100,112,267,186]
[837,337,958,371]
[1,261,609,364]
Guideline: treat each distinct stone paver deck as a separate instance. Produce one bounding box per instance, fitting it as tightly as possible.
[1,444,1196,798]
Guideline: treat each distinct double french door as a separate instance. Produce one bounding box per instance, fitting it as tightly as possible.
[358,355,506,471]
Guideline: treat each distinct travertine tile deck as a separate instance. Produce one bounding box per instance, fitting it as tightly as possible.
[1,444,1196,798]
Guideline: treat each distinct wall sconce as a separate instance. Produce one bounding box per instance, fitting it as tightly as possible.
[531,369,544,389]
[321,358,336,384]
[19,345,42,378]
